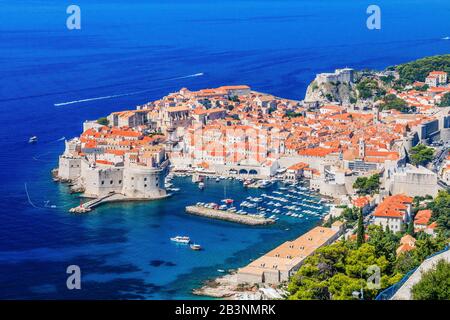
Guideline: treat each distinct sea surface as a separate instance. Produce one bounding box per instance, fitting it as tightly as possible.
[0,0,449,299]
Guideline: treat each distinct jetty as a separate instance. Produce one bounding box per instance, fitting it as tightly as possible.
[185,206,275,226]
[69,193,170,213]
[69,193,120,213]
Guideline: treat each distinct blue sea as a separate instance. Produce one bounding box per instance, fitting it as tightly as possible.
[0,0,449,299]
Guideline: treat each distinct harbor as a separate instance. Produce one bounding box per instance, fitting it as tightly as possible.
[170,171,331,224]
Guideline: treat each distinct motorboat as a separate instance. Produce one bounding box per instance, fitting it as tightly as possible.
[190,244,202,251]
[170,236,190,244]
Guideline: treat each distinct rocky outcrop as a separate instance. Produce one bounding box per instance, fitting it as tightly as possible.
[304,80,356,105]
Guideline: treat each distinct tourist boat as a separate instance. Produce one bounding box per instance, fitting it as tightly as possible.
[28,136,38,143]
[170,236,191,244]
[190,243,202,251]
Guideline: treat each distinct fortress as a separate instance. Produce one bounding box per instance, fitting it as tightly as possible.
[57,129,169,201]
[315,68,354,84]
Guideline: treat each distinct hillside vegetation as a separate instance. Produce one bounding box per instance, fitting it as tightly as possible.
[395,54,450,84]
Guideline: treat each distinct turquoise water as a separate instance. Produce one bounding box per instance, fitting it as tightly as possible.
[0,0,449,299]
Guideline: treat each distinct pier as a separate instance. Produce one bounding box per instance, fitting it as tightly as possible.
[69,193,170,213]
[69,193,120,213]
[185,205,275,226]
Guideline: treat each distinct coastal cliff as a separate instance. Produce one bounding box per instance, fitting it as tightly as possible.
[304,80,356,105]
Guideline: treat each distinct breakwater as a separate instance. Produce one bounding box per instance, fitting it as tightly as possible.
[185,206,275,226]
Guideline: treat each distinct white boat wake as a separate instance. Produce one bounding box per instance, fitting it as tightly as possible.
[24,182,69,209]
[54,72,204,107]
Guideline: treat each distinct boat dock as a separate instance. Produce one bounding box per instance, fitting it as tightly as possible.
[69,193,121,213]
[69,193,170,213]
[185,205,275,226]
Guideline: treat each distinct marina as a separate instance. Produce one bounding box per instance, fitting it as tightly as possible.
[171,172,330,225]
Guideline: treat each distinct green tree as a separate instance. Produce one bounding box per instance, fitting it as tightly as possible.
[97,117,109,126]
[342,207,359,224]
[288,241,401,300]
[410,144,434,167]
[394,251,419,274]
[412,259,450,300]
[380,75,394,84]
[366,225,400,264]
[439,92,450,107]
[356,210,365,247]
[356,78,379,99]
[228,95,240,103]
[413,235,447,262]
[379,94,408,112]
[327,273,363,300]
[427,190,450,235]
[407,219,415,236]
[353,174,380,195]
[396,54,450,84]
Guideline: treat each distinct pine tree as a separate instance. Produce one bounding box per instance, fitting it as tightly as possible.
[356,209,365,247]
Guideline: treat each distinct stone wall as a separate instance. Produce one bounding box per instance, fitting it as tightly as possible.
[58,156,81,180]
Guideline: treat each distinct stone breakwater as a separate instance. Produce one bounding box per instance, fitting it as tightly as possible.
[185,206,275,226]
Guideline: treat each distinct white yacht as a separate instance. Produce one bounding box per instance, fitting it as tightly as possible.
[170,236,191,244]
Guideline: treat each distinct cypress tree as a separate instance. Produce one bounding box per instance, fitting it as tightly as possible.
[356,209,365,247]
[407,219,415,236]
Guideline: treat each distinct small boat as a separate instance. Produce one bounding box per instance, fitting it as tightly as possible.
[217,269,226,273]
[198,182,205,189]
[29,136,38,143]
[222,198,234,204]
[170,236,190,244]
[216,178,220,182]
[190,244,202,251]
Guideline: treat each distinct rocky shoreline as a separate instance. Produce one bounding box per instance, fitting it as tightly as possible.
[193,272,288,300]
